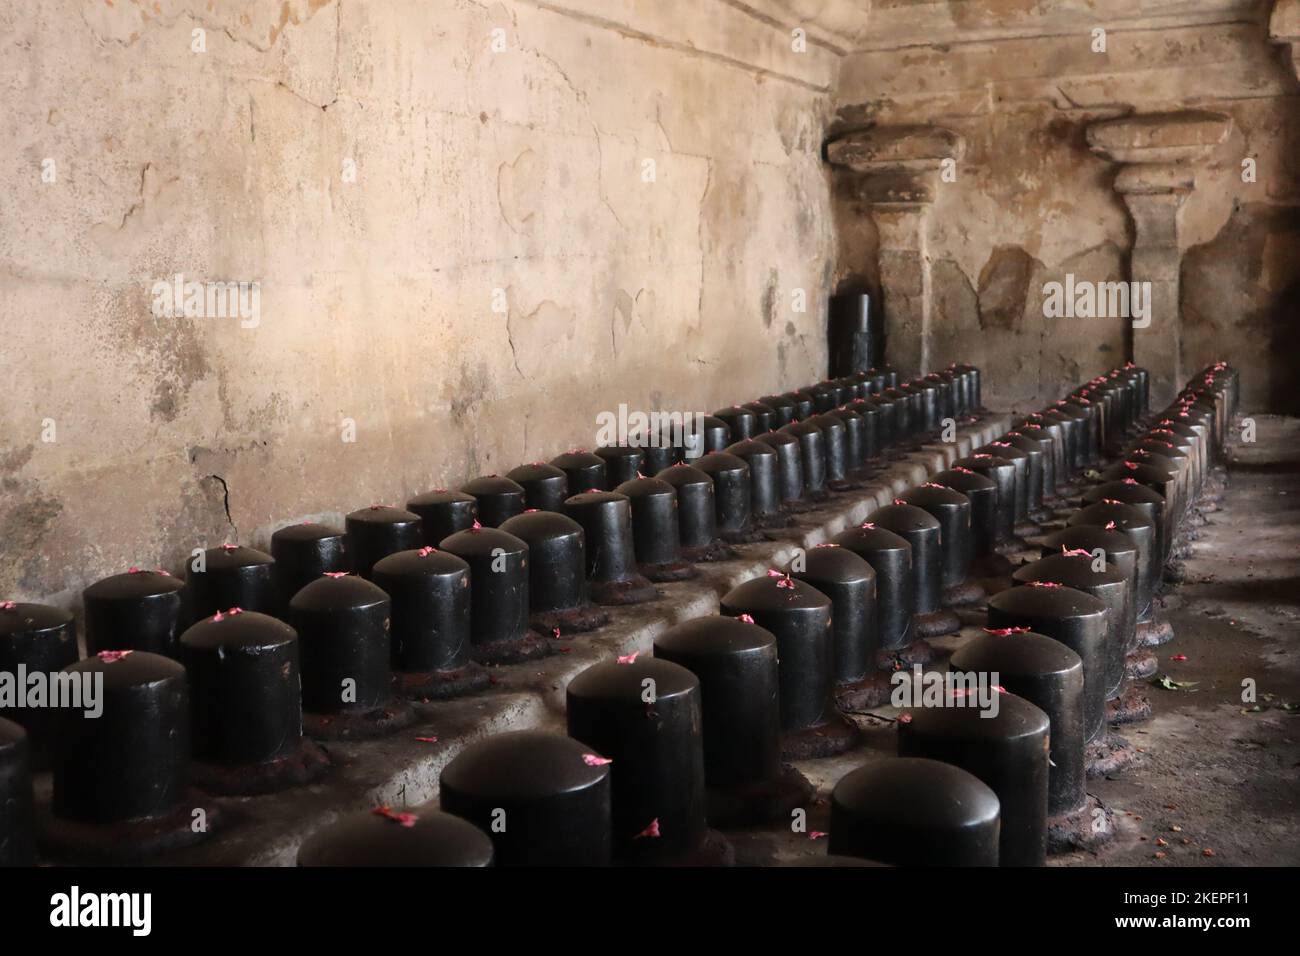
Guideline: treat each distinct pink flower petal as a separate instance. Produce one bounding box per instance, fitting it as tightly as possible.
[372,806,418,827]
[414,736,438,743]
[324,571,349,578]
[617,652,638,665]
[738,613,756,624]
[809,831,827,840]
[417,546,436,557]
[582,754,613,767]
[0,601,15,611]
[983,626,1030,636]
[634,818,661,840]
[97,650,133,663]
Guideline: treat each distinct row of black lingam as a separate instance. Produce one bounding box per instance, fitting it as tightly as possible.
[0,363,989,865]
[286,362,1243,868]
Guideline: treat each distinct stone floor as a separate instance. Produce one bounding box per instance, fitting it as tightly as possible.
[742,414,1300,867]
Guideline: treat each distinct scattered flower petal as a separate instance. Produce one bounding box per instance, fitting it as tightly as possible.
[582,754,612,767]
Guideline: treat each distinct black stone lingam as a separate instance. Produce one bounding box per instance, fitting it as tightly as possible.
[46,651,218,861]
[832,523,917,667]
[0,718,35,866]
[656,464,732,562]
[783,391,814,421]
[440,730,612,866]
[614,477,696,583]
[986,584,1128,776]
[1038,526,1150,725]
[639,438,678,476]
[440,525,548,661]
[290,575,414,739]
[985,441,1039,533]
[187,544,278,620]
[1012,424,1059,502]
[461,475,527,528]
[696,416,733,457]
[1069,500,1167,656]
[760,395,797,428]
[743,401,776,434]
[787,544,884,709]
[84,567,188,658]
[755,430,805,506]
[179,609,328,793]
[868,502,960,638]
[713,406,756,443]
[829,757,1000,866]
[952,455,1018,553]
[896,484,981,607]
[499,511,608,636]
[406,490,478,546]
[898,690,1050,866]
[653,616,813,826]
[975,443,1032,534]
[345,505,424,579]
[298,807,495,867]
[724,439,785,525]
[1001,431,1052,516]
[781,420,827,497]
[271,523,350,606]
[549,450,608,495]
[563,492,658,605]
[1013,553,1131,736]
[595,445,644,488]
[567,658,732,866]
[720,573,858,759]
[505,464,569,512]
[372,547,490,699]
[806,413,851,488]
[1082,480,1169,567]
[848,398,882,463]
[1020,419,1067,501]
[1099,461,1177,531]
[930,466,1006,577]
[828,406,867,476]
[0,601,78,769]
[695,451,756,542]
[950,631,1111,853]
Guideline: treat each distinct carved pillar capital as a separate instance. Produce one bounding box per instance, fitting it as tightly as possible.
[825,125,964,376]
[1270,0,1300,80]
[1086,110,1233,405]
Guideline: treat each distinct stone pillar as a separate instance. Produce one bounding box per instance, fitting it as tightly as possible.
[826,126,963,379]
[1086,111,1232,407]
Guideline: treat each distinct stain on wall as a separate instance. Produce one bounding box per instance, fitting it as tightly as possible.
[0,0,836,604]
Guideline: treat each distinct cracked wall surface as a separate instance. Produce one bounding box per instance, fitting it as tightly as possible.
[833,3,1300,414]
[0,0,837,605]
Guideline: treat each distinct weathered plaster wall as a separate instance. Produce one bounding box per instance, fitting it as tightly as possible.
[833,4,1300,414]
[0,0,837,605]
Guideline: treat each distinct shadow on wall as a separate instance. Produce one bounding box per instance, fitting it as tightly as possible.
[1182,202,1300,415]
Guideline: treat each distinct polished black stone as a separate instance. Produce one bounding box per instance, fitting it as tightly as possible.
[271,523,350,606]
[290,575,392,714]
[406,490,478,547]
[298,808,494,867]
[372,548,472,672]
[440,730,612,866]
[345,506,423,579]
[186,545,278,620]
[461,475,527,528]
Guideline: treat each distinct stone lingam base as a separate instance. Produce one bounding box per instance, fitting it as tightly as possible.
[529,604,611,638]
[1137,617,1176,646]
[1086,732,1139,778]
[639,558,698,584]
[781,713,862,761]
[1126,649,1159,680]
[471,632,554,665]
[834,672,895,711]
[1048,793,1117,855]
[589,576,661,606]
[190,740,331,796]
[943,580,986,607]
[1106,684,1154,725]
[681,539,741,563]
[707,765,815,828]
[875,639,937,670]
[914,609,962,639]
[394,661,493,701]
[39,791,223,863]
[303,699,417,741]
